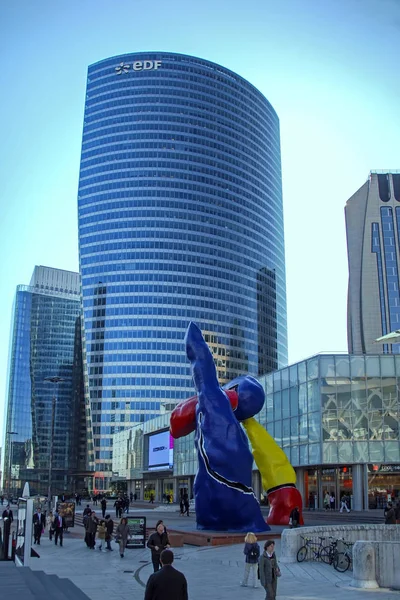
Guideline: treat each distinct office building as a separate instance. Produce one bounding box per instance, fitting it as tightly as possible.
[346,171,400,353]
[2,266,90,497]
[78,52,288,490]
[113,352,400,510]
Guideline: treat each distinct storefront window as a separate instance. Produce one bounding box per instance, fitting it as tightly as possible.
[338,466,352,508]
[368,465,400,509]
[144,482,155,501]
[304,469,318,508]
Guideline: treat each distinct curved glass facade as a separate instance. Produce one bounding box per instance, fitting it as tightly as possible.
[78,52,288,488]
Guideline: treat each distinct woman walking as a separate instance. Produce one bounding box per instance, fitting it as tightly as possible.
[115,517,130,558]
[240,532,260,588]
[46,511,54,541]
[259,540,281,600]
[96,519,106,551]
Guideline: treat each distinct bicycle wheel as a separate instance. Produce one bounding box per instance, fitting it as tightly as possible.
[333,552,350,572]
[320,547,332,564]
[297,546,308,562]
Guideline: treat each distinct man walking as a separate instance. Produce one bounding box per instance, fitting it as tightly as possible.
[87,511,99,549]
[33,507,46,544]
[147,521,171,572]
[340,494,350,513]
[144,549,188,600]
[101,497,107,519]
[105,514,114,551]
[53,512,66,546]
[2,505,14,522]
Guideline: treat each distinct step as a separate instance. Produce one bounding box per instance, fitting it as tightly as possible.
[18,568,49,600]
[33,571,72,600]
[54,576,92,600]
[0,563,36,600]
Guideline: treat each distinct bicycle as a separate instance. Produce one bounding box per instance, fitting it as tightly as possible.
[296,536,333,563]
[333,541,353,572]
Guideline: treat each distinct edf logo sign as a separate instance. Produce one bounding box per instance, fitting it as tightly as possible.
[115,60,162,74]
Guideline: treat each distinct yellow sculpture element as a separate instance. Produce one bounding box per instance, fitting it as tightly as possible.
[242,417,296,490]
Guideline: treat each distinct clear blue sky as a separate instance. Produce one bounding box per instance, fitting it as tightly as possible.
[1,0,399,441]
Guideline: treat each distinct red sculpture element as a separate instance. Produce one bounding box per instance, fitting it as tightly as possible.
[267,486,304,526]
[170,390,238,439]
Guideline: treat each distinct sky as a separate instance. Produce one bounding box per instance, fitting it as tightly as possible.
[0,0,399,441]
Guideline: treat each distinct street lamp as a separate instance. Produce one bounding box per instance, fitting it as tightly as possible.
[6,431,18,500]
[44,376,65,512]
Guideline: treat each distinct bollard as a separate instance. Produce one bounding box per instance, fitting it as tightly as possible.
[351,541,378,589]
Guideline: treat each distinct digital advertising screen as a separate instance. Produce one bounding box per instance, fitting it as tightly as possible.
[148,430,174,471]
[126,516,147,548]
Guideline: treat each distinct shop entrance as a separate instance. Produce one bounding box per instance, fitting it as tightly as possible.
[162,479,174,503]
[144,482,155,502]
[304,469,318,509]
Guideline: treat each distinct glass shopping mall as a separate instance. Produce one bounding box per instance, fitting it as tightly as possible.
[112,353,400,510]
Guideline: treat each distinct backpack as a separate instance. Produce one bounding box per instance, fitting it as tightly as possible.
[249,545,259,559]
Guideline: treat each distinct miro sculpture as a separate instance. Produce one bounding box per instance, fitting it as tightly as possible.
[170,322,304,532]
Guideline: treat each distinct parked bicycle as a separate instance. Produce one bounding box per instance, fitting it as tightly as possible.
[296,536,334,563]
[333,541,353,572]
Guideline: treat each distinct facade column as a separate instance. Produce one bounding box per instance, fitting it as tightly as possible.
[139,480,144,501]
[155,479,162,503]
[295,468,305,507]
[352,464,364,511]
[317,468,323,509]
[173,478,178,503]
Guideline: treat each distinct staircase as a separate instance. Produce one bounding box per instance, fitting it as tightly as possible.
[0,562,90,600]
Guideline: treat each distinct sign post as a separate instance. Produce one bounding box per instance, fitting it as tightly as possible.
[126,516,146,549]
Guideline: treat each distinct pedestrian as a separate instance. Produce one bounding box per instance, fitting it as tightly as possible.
[340,494,350,513]
[308,492,315,510]
[395,501,400,525]
[259,540,281,600]
[2,505,13,522]
[182,492,190,516]
[101,497,107,519]
[179,496,185,516]
[240,532,260,588]
[0,495,4,505]
[149,493,154,504]
[115,517,130,558]
[114,498,121,518]
[33,507,46,545]
[145,549,188,600]
[330,493,335,511]
[384,502,396,524]
[130,492,133,503]
[83,504,91,516]
[46,511,54,541]
[53,512,66,547]
[97,519,106,551]
[134,492,137,502]
[87,512,99,549]
[147,520,171,572]
[324,491,330,510]
[105,514,114,551]
[289,506,300,528]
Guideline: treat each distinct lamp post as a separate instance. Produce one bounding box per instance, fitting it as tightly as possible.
[44,376,65,512]
[6,431,18,501]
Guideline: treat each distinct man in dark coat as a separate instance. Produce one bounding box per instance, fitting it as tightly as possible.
[144,550,188,600]
[2,505,13,522]
[33,507,46,544]
[101,497,107,518]
[53,512,66,546]
[105,514,114,551]
[147,521,171,572]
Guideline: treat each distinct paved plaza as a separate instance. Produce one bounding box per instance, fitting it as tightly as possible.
[25,518,399,600]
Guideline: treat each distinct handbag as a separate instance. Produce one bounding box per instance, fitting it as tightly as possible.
[275,567,281,578]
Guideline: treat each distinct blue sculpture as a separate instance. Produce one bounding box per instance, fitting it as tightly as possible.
[185,322,269,532]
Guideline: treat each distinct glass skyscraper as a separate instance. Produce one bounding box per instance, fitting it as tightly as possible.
[2,266,89,497]
[78,52,288,490]
[346,171,400,354]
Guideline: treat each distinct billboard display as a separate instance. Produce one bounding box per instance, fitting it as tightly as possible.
[56,501,75,528]
[126,516,147,548]
[148,430,174,471]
